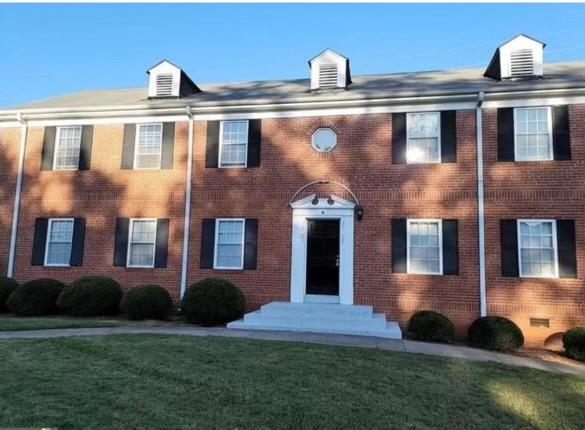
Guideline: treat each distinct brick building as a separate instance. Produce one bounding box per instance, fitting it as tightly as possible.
[1,35,584,345]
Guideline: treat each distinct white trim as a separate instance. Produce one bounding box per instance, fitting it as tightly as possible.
[406,219,443,275]
[290,195,355,305]
[126,218,157,268]
[218,120,249,168]
[180,108,194,298]
[406,111,441,164]
[133,123,163,170]
[44,218,74,267]
[53,125,82,171]
[213,218,245,270]
[513,106,553,162]
[476,93,487,317]
[517,219,559,279]
[311,128,337,152]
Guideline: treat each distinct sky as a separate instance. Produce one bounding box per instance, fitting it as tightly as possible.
[2,3,585,108]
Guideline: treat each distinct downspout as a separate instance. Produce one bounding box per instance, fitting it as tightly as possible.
[7,112,27,278]
[180,106,194,298]
[476,92,487,317]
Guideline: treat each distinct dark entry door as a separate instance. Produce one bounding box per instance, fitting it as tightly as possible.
[306,219,340,296]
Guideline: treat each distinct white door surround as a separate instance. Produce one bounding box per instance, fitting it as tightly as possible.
[290,194,355,305]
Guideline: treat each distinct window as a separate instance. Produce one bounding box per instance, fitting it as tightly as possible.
[406,112,441,163]
[127,219,157,268]
[134,123,163,169]
[514,107,552,161]
[45,219,74,266]
[312,128,337,152]
[219,121,248,167]
[214,219,245,269]
[407,220,442,275]
[54,126,82,170]
[518,220,558,278]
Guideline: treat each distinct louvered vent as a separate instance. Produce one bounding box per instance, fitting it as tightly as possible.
[155,74,174,96]
[319,64,339,89]
[510,49,535,77]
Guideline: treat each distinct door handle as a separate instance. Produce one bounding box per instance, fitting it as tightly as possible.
[336,255,339,267]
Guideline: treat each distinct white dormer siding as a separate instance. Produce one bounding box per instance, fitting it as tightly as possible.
[309,49,352,91]
[485,35,545,80]
[147,60,200,98]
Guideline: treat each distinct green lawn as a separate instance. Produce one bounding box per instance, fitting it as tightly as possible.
[0,315,120,331]
[0,335,583,429]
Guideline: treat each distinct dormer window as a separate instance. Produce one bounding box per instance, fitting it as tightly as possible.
[484,34,545,80]
[309,49,352,91]
[147,60,200,99]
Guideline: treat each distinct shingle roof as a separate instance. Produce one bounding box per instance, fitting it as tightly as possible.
[5,62,585,111]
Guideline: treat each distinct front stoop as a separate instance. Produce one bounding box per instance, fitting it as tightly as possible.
[227,302,403,339]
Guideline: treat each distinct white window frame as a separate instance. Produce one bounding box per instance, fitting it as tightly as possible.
[44,218,74,267]
[213,218,245,270]
[517,219,559,279]
[513,107,553,162]
[311,128,338,152]
[53,126,82,171]
[133,123,163,170]
[126,218,157,268]
[218,120,249,168]
[406,112,441,164]
[406,219,443,275]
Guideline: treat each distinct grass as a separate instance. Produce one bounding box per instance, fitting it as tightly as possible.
[0,335,583,429]
[0,315,120,331]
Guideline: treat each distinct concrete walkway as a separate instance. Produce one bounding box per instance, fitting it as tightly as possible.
[1,326,584,376]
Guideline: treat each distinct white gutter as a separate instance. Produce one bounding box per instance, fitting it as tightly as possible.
[180,106,194,298]
[476,91,487,317]
[7,112,27,278]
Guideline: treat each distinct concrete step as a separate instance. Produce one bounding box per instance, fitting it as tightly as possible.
[227,302,402,340]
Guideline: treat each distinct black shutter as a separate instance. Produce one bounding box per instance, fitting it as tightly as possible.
[243,219,258,270]
[557,220,577,278]
[31,218,48,265]
[553,106,571,161]
[392,113,407,164]
[497,108,515,162]
[500,219,519,277]
[70,218,86,267]
[442,220,459,275]
[41,127,56,170]
[205,121,220,168]
[113,218,130,267]
[154,218,170,268]
[200,219,216,269]
[247,119,262,168]
[78,125,93,170]
[161,123,175,169]
[440,111,457,163]
[391,219,407,273]
[121,124,136,169]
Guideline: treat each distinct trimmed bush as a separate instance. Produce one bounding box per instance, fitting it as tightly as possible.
[563,327,585,362]
[408,310,455,343]
[57,276,122,317]
[7,278,65,316]
[0,277,19,313]
[182,278,245,326]
[121,284,172,320]
[468,316,524,352]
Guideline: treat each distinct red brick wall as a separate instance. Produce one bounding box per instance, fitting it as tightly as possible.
[188,112,481,338]
[12,123,189,303]
[0,127,20,274]
[483,105,585,346]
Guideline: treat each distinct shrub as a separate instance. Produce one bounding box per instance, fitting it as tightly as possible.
[121,284,172,320]
[408,310,455,343]
[182,278,245,325]
[57,276,122,317]
[0,277,19,313]
[563,327,585,362]
[7,278,65,316]
[468,316,524,352]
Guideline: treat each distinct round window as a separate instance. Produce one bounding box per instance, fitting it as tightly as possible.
[311,128,337,152]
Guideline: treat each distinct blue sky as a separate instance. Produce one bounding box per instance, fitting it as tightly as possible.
[1,3,585,108]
